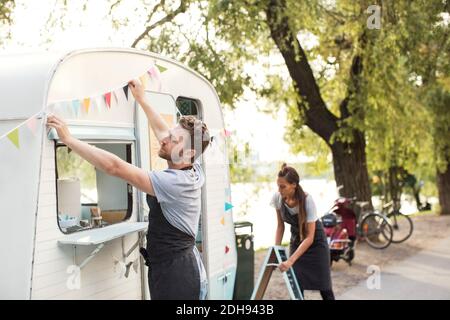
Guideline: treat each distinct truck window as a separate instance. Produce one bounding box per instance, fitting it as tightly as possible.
[55,143,132,234]
[176,97,200,119]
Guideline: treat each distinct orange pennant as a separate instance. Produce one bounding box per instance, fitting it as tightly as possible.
[139,74,149,88]
[82,98,91,113]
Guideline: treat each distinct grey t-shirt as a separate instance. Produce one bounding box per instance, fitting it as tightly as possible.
[149,161,204,237]
[148,160,207,299]
[270,192,318,222]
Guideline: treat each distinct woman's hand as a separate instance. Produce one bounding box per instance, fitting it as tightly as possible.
[278,258,294,272]
[46,115,73,144]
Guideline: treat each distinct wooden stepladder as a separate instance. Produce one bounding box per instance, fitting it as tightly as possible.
[251,246,303,300]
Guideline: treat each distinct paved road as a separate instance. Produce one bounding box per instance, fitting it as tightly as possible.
[338,235,450,300]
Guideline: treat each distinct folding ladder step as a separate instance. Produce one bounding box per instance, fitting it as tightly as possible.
[251,246,303,300]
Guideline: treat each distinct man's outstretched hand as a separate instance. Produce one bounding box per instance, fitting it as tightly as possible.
[46,114,72,144]
[128,79,146,104]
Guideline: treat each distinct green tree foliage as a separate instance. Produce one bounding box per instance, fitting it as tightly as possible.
[0,0,14,44]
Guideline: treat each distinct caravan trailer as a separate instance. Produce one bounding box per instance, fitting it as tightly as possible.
[0,48,237,300]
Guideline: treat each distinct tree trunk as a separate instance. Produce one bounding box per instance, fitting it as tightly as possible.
[387,165,407,210]
[266,0,373,210]
[437,163,450,215]
[331,130,373,215]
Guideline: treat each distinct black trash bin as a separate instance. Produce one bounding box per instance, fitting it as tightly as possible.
[233,221,254,300]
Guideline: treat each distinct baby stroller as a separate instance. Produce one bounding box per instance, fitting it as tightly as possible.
[321,197,357,266]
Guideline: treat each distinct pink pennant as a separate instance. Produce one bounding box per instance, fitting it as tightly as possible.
[104,92,112,108]
[148,66,158,77]
[26,116,38,135]
[224,129,232,137]
[148,66,162,92]
[225,246,230,254]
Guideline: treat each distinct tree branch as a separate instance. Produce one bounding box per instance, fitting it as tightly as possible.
[265,0,338,144]
[131,0,189,48]
[338,45,365,120]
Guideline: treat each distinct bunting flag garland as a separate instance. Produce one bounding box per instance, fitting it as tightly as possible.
[26,116,38,136]
[225,245,230,254]
[0,110,44,148]
[7,129,20,149]
[225,202,233,211]
[224,129,232,137]
[72,100,81,117]
[112,90,119,105]
[94,96,103,113]
[0,63,166,149]
[156,64,167,73]
[82,98,91,114]
[220,216,225,225]
[123,84,129,100]
[148,65,162,91]
[104,92,112,108]
[139,73,149,88]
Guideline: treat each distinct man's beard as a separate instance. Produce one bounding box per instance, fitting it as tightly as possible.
[158,149,171,160]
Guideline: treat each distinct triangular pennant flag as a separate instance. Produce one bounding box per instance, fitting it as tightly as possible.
[94,96,103,113]
[156,64,167,73]
[123,85,129,100]
[225,246,230,254]
[148,66,162,92]
[139,73,149,88]
[82,98,91,113]
[104,92,112,108]
[112,90,119,105]
[220,216,225,225]
[26,116,38,135]
[7,129,20,149]
[72,100,81,117]
[148,67,157,77]
[225,202,233,211]
[224,129,232,137]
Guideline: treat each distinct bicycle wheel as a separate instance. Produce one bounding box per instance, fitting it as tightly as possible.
[361,213,393,249]
[387,211,414,243]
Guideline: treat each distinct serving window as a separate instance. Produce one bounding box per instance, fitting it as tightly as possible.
[55,142,133,234]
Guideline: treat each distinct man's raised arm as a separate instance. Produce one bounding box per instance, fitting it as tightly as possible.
[128,79,170,142]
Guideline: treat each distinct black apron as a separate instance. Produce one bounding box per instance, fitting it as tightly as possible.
[142,180,200,299]
[281,200,332,291]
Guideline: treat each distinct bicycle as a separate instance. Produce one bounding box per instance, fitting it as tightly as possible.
[381,200,414,243]
[355,200,393,249]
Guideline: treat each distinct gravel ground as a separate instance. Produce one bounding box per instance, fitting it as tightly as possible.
[253,213,450,300]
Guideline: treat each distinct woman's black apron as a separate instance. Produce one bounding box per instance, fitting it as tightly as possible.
[144,193,200,300]
[281,200,332,291]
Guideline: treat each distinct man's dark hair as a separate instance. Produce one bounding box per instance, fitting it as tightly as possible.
[178,115,210,163]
